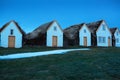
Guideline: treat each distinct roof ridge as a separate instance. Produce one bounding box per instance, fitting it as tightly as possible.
[110,27,117,34]
[65,23,85,30]
[110,27,117,29]
[33,20,54,32]
[0,20,25,34]
[87,20,104,25]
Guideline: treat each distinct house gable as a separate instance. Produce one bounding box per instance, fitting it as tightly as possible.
[96,21,112,46]
[114,29,120,37]
[79,24,91,46]
[0,21,23,48]
[46,21,63,47]
[47,21,63,36]
[79,24,91,33]
[0,21,24,35]
[96,21,111,35]
[1,22,21,34]
[114,28,120,47]
[47,20,63,33]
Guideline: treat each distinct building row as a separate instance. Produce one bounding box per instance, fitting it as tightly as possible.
[0,20,120,48]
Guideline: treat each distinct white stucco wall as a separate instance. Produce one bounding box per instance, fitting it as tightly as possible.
[79,25,91,46]
[114,29,120,47]
[96,22,112,47]
[0,22,22,48]
[47,21,63,47]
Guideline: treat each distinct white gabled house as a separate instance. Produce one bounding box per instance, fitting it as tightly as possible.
[87,20,112,47]
[25,20,63,47]
[0,20,24,48]
[64,23,91,47]
[110,28,120,47]
[47,21,63,47]
[79,24,91,46]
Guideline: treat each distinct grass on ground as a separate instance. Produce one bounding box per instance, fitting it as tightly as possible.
[0,47,120,80]
[0,46,87,55]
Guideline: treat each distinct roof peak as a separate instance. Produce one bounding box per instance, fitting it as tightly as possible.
[86,20,105,33]
[110,27,117,29]
[110,28,118,34]
[7,20,17,23]
[87,20,104,24]
[0,20,25,34]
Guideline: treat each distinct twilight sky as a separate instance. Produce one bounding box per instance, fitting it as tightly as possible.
[0,0,120,33]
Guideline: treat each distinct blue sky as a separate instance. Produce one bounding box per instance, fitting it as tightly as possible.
[0,0,120,33]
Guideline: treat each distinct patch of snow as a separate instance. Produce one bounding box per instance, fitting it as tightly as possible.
[0,48,90,60]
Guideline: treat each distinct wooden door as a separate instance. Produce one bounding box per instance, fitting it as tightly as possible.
[108,38,111,47]
[52,36,57,47]
[84,37,87,46]
[8,36,15,48]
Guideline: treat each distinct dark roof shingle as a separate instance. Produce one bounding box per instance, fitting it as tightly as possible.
[25,20,55,39]
[86,20,103,33]
[110,28,117,34]
[64,23,85,39]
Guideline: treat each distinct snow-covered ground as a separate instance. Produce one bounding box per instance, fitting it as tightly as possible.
[0,48,90,60]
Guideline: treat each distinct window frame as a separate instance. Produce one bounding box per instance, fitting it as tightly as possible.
[102,24,106,31]
[116,31,119,36]
[98,36,106,43]
[10,29,14,35]
[84,29,86,33]
[54,26,57,31]
[116,38,119,43]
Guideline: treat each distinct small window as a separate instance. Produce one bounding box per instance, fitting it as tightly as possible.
[116,31,119,36]
[99,37,101,43]
[103,37,106,43]
[99,37,106,43]
[10,29,13,35]
[84,29,86,33]
[116,38,119,43]
[54,26,57,31]
[102,24,106,31]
